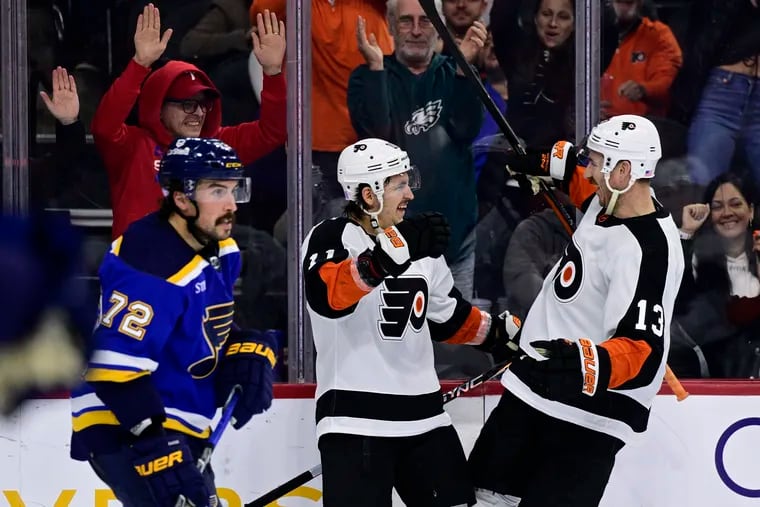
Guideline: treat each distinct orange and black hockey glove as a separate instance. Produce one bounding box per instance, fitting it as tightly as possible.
[518,338,611,401]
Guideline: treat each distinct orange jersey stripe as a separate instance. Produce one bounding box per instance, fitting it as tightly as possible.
[599,337,652,389]
[318,259,372,311]
[444,307,483,345]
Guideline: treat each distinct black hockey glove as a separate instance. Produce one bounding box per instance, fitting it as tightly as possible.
[215,329,276,429]
[475,311,522,363]
[359,212,451,283]
[517,338,611,401]
[129,432,211,506]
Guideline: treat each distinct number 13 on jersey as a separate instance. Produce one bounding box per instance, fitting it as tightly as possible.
[635,299,664,337]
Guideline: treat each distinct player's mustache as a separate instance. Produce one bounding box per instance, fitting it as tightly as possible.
[215,212,235,225]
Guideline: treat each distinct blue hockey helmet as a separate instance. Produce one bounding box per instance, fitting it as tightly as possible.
[159,137,251,203]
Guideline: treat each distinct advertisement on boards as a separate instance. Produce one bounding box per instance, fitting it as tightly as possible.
[1,384,759,506]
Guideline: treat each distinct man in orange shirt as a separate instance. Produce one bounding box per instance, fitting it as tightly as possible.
[600,0,682,119]
[250,1,393,222]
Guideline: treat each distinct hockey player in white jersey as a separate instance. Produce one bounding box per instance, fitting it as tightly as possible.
[302,138,517,507]
[468,115,685,507]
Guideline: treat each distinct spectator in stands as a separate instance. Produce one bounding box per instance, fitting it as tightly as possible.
[180,0,258,126]
[600,0,682,119]
[349,0,485,299]
[39,66,112,210]
[92,3,286,238]
[249,0,393,223]
[442,0,488,44]
[473,28,508,183]
[502,206,572,319]
[489,0,575,148]
[40,66,87,175]
[670,0,760,186]
[672,171,760,378]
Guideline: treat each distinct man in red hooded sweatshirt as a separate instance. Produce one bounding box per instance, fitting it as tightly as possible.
[92,3,287,238]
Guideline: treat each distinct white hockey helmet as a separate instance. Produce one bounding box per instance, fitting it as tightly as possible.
[337,138,420,202]
[586,114,662,180]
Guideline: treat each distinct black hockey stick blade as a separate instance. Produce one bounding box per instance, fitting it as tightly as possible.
[245,464,323,507]
[418,0,525,156]
[244,362,511,506]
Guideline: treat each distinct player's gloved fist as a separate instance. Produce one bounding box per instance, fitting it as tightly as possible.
[547,140,577,185]
[215,329,275,429]
[129,433,211,507]
[517,338,610,401]
[373,212,451,276]
[475,311,522,363]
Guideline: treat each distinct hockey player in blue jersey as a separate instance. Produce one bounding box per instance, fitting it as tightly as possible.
[70,138,277,506]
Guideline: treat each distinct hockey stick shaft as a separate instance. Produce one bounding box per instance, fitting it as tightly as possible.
[175,387,240,507]
[244,362,511,507]
[418,0,525,156]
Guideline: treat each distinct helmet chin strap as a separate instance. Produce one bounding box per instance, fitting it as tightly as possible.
[363,193,386,233]
[603,173,636,215]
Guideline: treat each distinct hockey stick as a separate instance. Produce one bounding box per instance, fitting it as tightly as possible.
[175,386,241,507]
[244,361,512,507]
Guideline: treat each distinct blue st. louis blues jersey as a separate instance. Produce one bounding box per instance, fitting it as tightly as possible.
[70,213,240,459]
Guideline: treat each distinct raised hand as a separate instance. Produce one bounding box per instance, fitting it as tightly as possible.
[618,80,646,102]
[252,9,286,76]
[356,15,384,71]
[133,3,173,68]
[459,21,487,65]
[40,66,79,125]
[680,203,710,236]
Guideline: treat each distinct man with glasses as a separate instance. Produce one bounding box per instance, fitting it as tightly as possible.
[350,0,486,301]
[92,3,287,239]
[70,138,277,506]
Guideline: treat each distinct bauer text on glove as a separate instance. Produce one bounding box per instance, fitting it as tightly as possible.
[215,329,275,429]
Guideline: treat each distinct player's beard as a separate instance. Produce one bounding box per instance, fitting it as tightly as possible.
[193,212,236,243]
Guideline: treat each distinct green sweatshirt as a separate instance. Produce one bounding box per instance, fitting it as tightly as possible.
[348,54,483,263]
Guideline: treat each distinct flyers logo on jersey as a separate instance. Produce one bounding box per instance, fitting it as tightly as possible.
[378,277,428,339]
[553,238,584,302]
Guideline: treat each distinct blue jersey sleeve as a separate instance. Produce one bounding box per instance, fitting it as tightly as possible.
[85,252,186,384]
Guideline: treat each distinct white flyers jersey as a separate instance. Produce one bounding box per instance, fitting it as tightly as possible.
[502,196,684,444]
[302,217,487,439]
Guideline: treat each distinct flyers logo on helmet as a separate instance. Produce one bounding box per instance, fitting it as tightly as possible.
[378,277,428,340]
[553,238,584,302]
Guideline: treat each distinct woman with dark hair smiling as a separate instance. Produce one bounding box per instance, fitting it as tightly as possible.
[671,171,760,378]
